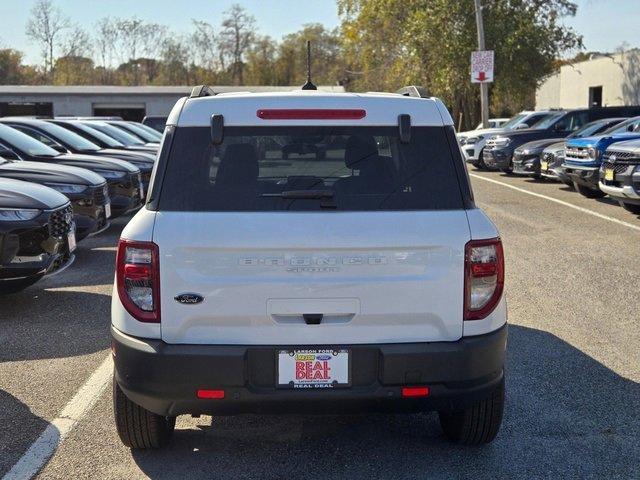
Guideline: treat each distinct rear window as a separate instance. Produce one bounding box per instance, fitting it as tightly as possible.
[158,126,464,211]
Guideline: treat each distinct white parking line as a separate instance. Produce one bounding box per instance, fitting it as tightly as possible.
[470,173,640,233]
[3,355,112,480]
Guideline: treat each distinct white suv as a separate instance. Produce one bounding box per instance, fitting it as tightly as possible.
[111,86,507,449]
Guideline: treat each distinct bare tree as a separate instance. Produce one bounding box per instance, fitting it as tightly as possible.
[219,4,256,85]
[25,0,70,81]
[114,17,167,84]
[191,20,218,70]
[61,26,92,58]
[95,18,118,69]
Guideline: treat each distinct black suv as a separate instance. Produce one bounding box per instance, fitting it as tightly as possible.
[483,106,640,172]
[0,157,110,241]
[0,124,143,218]
[0,178,76,294]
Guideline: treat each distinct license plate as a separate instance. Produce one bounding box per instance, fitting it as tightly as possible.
[604,169,614,181]
[67,228,76,253]
[541,161,548,171]
[277,349,350,389]
[104,202,111,219]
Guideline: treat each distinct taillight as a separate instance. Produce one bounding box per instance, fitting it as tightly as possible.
[256,109,367,120]
[116,239,160,323]
[464,238,504,320]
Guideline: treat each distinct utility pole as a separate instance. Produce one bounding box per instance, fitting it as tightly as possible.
[473,0,490,129]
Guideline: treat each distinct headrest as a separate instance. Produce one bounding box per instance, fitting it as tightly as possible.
[344,135,378,169]
[216,143,259,188]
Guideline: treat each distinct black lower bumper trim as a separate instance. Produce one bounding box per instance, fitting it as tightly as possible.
[112,325,507,416]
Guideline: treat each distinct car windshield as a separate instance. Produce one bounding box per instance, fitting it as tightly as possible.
[499,114,528,130]
[36,121,101,151]
[602,116,640,134]
[530,112,565,129]
[65,121,125,148]
[0,124,59,157]
[118,122,160,142]
[158,126,464,212]
[134,122,163,139]
[83,122,144,146]
[568,119,623,139]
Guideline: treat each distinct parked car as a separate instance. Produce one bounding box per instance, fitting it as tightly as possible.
[474,118,510,129]
[80,121,158,153]
[142,115,167,132]
[103,120,162,144]
[483,106,640,173]
[111,86,507,449]
[599,139,640,214]
[458,110,552,169]
[513,117,627,178]
[561,116,640,198]
[0,178,75,294]
[0,157,110,241]
[0,118,156,195]
[539,142,572,187]
[0,124,143,218]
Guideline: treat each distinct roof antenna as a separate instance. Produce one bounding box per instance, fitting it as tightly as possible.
[302,40,317,90]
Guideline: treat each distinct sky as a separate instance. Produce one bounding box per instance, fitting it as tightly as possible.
[0,0,639,65]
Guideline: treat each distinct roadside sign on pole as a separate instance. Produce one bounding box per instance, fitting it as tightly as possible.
[471,50,494,83]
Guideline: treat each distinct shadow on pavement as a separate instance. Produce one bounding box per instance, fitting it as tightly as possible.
[130,325,640,479]
[0,390,51,477]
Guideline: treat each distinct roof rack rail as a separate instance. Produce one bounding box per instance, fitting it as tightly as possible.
[396,86,429,98]
[190,85,217,98]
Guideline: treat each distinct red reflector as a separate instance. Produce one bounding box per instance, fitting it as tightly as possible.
[401,386,430,398]
[471,263,497,277]
[123,263,151,280]
[257,109,366,120]
[196,389,225,399]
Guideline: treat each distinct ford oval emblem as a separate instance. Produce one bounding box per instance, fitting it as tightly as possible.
[174,293,204,305]
[317,354,332,361]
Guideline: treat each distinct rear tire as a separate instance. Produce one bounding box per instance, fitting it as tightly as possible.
[575,183,606,199]
[438,378,505,445]
[113,375,176,449]
[619,201,640,214]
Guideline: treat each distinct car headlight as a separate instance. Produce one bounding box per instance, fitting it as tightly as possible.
[44,183,88,194]
[587,147,599,160]
[493,137,512,147]
[466,136,484,145]
[94,169,126,180]
[0,208,42,221]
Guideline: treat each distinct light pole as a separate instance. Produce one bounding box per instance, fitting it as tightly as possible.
[474,0,490,129]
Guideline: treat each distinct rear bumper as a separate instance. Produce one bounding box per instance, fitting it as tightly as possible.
[112,324,507,417]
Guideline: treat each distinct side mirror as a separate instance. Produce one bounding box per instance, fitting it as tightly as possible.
[51,144,67,153]
[553,123,566,132]
[515,123,528,130]
[0,148,20,160]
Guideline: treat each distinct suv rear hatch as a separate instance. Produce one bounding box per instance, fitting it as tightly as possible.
[153,124,471,345]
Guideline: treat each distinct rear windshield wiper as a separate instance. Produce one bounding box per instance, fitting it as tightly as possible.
[262,189,334,199]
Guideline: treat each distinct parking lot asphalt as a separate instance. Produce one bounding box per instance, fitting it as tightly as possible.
[1,171,639,480]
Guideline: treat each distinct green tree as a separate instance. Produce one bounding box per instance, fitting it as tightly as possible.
[338,0,583,128]
[0,49,27,84]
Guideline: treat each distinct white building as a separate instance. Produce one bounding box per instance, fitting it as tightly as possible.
[0,85,345,121]
[536,49,640,109]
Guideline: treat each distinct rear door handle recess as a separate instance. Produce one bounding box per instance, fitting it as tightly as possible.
[303,313,323,325]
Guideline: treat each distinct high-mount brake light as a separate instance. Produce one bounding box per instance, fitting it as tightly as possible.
[402,386,430,398]
[256,109,367,120]
[464,238,504,321]
[116,239,160,323]
[197,389,225,399]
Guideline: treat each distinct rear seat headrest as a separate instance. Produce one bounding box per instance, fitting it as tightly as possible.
[344,135,378,169]
[216,143,259,188]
